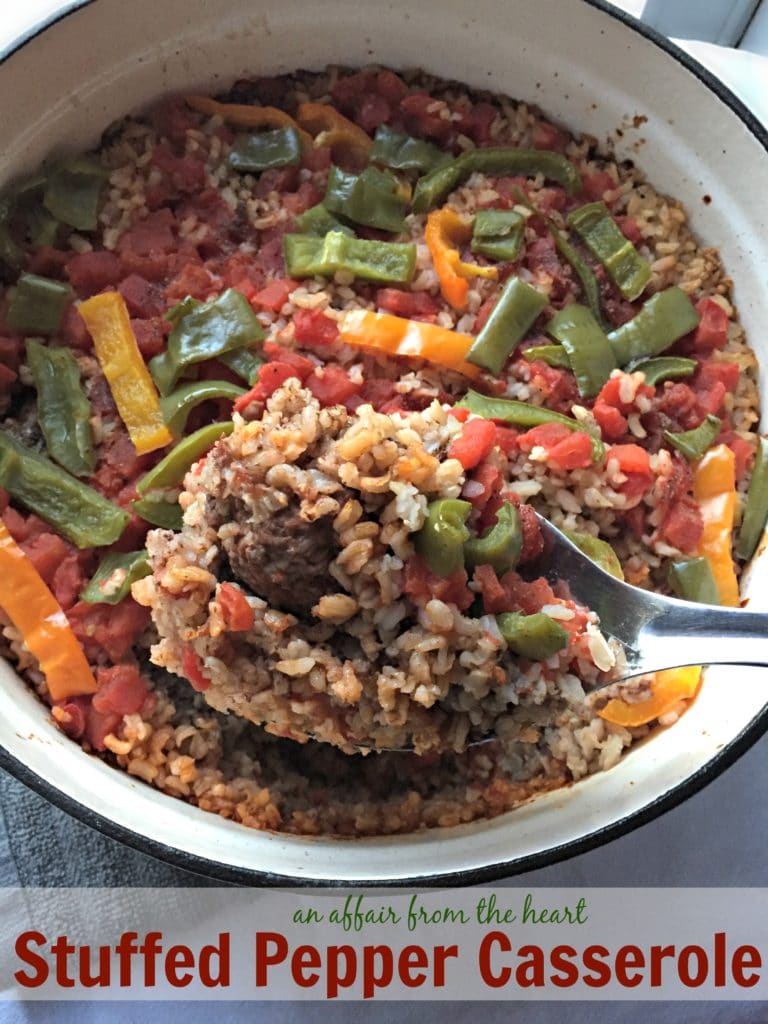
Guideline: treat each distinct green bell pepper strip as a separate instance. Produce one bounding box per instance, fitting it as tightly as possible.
[466,277,547,376]
[0,430,127,548]
[735,436,768,561]
[284,231,417,285]
[464,501,522,574]
[43,157,108,232]
[81,550,151,605]
[136,422,234,496]
[160,380,247,437]
[149,289,265,396]
[294,203,355,237]
[549,223,605,326]
[26,206,61,248]
[470,210,525,262]
[625,355,697,387]
[547,303,617,399]
[456,390,605,461]
[324,165,409,233]
[495,611,569,660]
[131,495,184,531]
[562,529,624,580]
[415,498,471,577]
[567,201,651,301]
[26,339,95,477]
[227,127,302,173]
[412,147,581,213]
[218,348,264,386]
[663,414,721,463]
[607,286,700,367]
[668,557,720,605]
[370,125,452,174]
[6,273,72,335]
[134,422,234,531]
[522,344,571,369]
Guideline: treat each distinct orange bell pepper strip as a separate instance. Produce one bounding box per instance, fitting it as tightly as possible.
[599,666,701,728]
[425,208,498,313]
[337,309,480,378]
[0,519,97,701]
[296,102,372,165]
[185,95,313,149]
[693,443,740,607]
[79,293,173,456]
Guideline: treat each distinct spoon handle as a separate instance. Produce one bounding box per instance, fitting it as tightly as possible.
[625,601,768,677]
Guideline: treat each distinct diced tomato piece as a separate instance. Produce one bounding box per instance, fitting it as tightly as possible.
[693,298,728,352]
[20,533,70,587]
[518,503,544,564]
[519,422,593,470]
[218,583,254,632]
[616,215,643,244]
[152,142,207,193]
[233,363,296,411]
[608,443,653,506]
[494,425,519,455]
[93,664,149,716]
[263,342,315,379]
[256,166,300,196]
[60,303,93,350]
[532,121,566,152]
[356,93,391,134]
[582,171,615,202]
[474,563,511,614]
[27,246,68,278]
[447,406,470,423]
[376,69,408,103]
[658,381,702,431]
[402,556,474,611]
[400,93,453,142]
[54,698,87,740]
[448,418,498,470]
[523,360,580,414]
[376,288,440,322]
[130,317,166,358]
[499,571,556,615]
[302,145,332,172]
[252,278,297,312]
[307,365,361,406]
[695,360,740,395]
[623,505,646,540]
[0,488,8,513]
[66,251,123,297]
[474,297,497,334]
[67,599,150,662]
[117,209,177,257]
[464,461,502,509]
[282,182,323,215]
[118,274,164,318]
[181,646,211,692]
[165,262,215,303]
[84,704,122,751]
[661,501,703,553]
[292,308,340,347]
[0,364,16,388]
[719,430,754,481]
[357,378,400,412]
[51,554,88,610]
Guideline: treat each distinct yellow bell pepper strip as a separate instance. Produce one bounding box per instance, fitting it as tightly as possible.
[425,208,498,313]
[0,518,97,701]
[185,95,313,149]
[337,309,480,378]
[78,292,173,456]
[693,443,740,607]
[599,666,702,728]
[296,101,372,165]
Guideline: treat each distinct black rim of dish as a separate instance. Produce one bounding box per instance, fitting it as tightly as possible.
[0,0,767,887]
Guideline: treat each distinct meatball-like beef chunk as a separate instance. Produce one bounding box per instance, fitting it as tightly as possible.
[221,502,338,616]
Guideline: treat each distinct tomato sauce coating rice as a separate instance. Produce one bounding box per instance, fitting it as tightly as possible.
[0,66,760,836]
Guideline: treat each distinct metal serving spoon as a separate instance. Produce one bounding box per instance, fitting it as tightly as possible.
[532,515,768,686]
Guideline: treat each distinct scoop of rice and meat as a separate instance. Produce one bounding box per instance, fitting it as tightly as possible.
[0,65,760,836]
